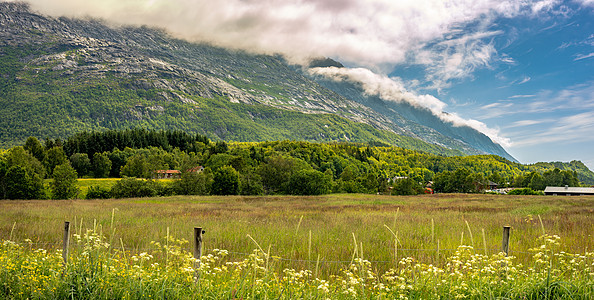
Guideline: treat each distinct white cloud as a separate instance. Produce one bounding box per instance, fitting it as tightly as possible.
[511,111,594,147]
[496,82,594,152]
[500,54,517,64]
[518,76,531,84]
[574,0,594,7]
[20,0,564,69]
[507,119,548,128]
[411,31,501,91]
[509,94,536,98]
[574,52,594,61]
[531,0,561,14]
[309,67,512,147]
[479,102,515,119]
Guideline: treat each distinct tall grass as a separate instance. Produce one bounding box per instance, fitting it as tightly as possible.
[1,193,594,277]
[1,227,593,299]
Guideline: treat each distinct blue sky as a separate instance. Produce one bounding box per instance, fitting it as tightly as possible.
[25,0,594,169]
[391,2,594,168]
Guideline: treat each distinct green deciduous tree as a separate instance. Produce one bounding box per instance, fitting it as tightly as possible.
[173,170,213,195]
[528,173,546,191]
[286,169,332,195]
[5,165,44,199]
[543,168,579,187]
[240,171,264,195]
[70,153,91,177]
[24,136,45,163]
[51,163,79,199]
[108,148,135,177]
[257,156,310,194]
[86,185,111,199]
[92,152,112,178]
[120,155,152,178]
[0,159,7,199]
[212,165,240,195]
[392,178,423,195]
[43,147,68,178]
[433,168,485,193]
[6,146,45,179]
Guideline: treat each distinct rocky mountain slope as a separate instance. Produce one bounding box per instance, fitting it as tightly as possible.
[308,71,515,161]
[0,2,514,160]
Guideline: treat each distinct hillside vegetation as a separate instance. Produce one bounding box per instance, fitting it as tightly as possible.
[1,129,592,200]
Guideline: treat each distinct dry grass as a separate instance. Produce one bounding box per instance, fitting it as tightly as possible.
[2,193,593,275]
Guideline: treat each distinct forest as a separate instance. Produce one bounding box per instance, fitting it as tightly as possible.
[0,129,588,199]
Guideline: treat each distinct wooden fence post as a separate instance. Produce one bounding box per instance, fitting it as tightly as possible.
[502,226,511,256]
[62,221,70,266]
[194,227,204,280]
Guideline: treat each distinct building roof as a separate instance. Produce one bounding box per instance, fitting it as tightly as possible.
[155,170,181,174]
[544,186,594,194]
[186,166,204,173]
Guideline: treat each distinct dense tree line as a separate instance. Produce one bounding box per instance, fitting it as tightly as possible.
[0,131,589,200]
[63,129,211,159]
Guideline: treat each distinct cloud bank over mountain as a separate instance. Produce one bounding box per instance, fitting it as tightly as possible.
[23,0,562,67]
[309,67,512,147]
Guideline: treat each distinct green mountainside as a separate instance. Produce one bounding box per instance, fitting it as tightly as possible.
[0,3,464,156]
[0,2,511,158]
[0,43,460,156]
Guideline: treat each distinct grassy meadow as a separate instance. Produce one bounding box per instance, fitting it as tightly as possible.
[46,178,179,198]
[2,193,593,273]
[75,178,121,198]
[2,194,594,299]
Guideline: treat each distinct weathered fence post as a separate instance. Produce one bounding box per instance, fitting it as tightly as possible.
[502,226,511,256]
[194,227,204,280]
[62,221,71,266]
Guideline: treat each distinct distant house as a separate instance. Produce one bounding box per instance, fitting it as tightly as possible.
[186,166,205,173]
[487,181,499,190]
[154,169,181,179]
[544,186,594,196]
[391,176,408,182]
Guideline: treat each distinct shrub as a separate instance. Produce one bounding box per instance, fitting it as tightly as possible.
[110,177,161,198]
[86,185,111,199]
[508,188,543,195]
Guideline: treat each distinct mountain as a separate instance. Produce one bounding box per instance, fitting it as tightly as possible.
[306,67,516,161]
[0,2,512,159]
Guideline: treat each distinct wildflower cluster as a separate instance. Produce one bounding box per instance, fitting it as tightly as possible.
[1,234,593,299]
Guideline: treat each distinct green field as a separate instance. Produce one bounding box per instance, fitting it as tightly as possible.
[2,194,594,298]
[2,193,593,271]
[75,178,121,198]
[50,178,178,199]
